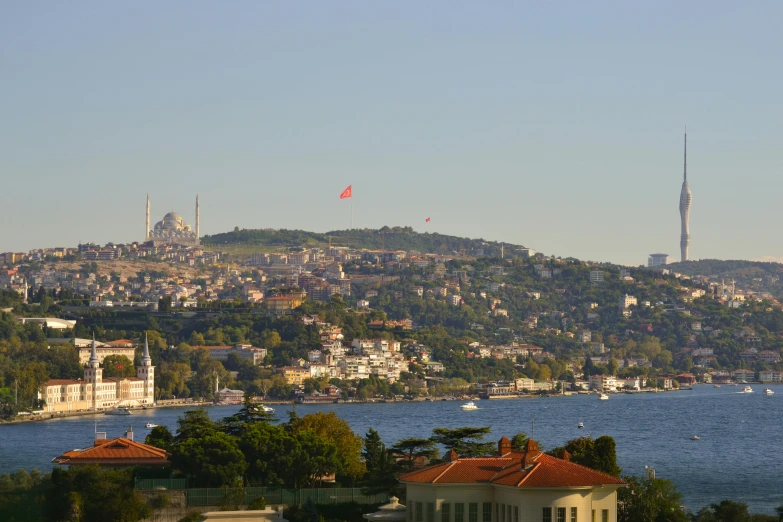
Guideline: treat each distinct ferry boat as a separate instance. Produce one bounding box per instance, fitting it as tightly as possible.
[105,407,131,415]
[764,388,774,396]
[461,401,479,411]
[599,393,609,400]
[145,423,159,429]
[741,386,753,393]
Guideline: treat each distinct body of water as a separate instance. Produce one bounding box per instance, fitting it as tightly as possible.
[2,384,782,514]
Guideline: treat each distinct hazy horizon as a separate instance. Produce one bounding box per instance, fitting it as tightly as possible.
[3,2,783,265]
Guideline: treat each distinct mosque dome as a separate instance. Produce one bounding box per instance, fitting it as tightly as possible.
[154,211,193,233]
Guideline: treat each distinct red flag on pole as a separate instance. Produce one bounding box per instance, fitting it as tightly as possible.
[425,217,431,222]
[339,185,352,199]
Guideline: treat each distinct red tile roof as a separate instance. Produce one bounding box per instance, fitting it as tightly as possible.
[52,437,171,467]
[400,441,625,489]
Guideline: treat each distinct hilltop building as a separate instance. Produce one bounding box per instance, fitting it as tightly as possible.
[400,437,624,522]
[648,253,669,267]
[679,130,692,262]
[38,335,155,413]
[146,194,200,246]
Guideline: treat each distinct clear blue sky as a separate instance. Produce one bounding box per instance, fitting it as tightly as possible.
[2,2,782,265]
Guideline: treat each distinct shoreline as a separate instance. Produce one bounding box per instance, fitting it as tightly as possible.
[0,388,701,425]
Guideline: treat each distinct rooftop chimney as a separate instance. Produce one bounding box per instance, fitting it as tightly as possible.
[445,449,459,462]
[125,426,134,442]
[523,439,540,467]
[498,436,511,455]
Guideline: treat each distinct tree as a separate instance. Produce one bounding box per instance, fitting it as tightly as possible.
[430,426,496,458]
[362,428,397,494]
[289,412,366,480]
[617,475,687,522]
[47,466,152,522]
[222,395,275,436]
[389,438,439,471]
[592,435,622,477]
[174,409,218,443]
[509,432,529,451]
[101,355,135,379]
[145,425,174,452]
[691,500,755,522]
[172,432,247,487]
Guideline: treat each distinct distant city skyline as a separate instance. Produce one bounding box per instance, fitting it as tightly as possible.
[2,2,783,265]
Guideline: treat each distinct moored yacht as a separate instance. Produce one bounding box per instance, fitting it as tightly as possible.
[105,407,131,415]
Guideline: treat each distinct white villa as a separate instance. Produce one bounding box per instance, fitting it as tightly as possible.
[400,438,624,522]
[38,335,155,413]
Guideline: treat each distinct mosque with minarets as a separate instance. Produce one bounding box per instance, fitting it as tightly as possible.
[145,194,201,246]
[38,335,155,413]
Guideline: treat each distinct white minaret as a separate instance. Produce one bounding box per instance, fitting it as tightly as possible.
[679,129,692,262]
[145,194,151,242]
[195,194,200,246]
[137,333,155,405]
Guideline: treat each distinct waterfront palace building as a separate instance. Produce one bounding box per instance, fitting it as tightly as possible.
[401,437,625,522]
[38,335,155,413]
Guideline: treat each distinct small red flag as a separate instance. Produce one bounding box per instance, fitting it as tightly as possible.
[425,217,431,223]
[339,185,352,199]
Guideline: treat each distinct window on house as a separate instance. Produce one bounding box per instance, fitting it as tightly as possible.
[591,510,595,522]
[455,504,465,522]
[427,503,434,522]
[495,504,499,522]
[514,506,518,522]
[416,502,423,522]
[557,508,565,522]
[442,503,451,522]
[570,508,577,522]
[483,503,492,522]
[542,508,552,522]
[601,510,608,522]
[469,503,478,522]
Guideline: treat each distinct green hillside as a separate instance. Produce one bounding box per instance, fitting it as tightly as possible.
[668,259,783,297]
[202,227,524,256]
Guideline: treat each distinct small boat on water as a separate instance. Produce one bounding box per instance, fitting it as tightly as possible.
[690,435,700,441]
[461,401,479,411]
[599,393,609,400]
[741,386,753,393]
[262,405,275,413]
[105,407,131,415]
[713,385,721,388]
[146,423,158,429]
[578,422,584,429]
[764,388,774,396]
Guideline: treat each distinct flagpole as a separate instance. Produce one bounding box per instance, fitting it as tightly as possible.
[350,199,353,230]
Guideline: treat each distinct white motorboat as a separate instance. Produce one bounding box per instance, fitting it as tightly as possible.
[599,393,609,400]
[461,401,479,411]
[578,422,585,429]
[146,423,159,429]
[690,435,700,441]
[741,386,753,393]
[262,405,275,413]
[105,407,131,415]
[764,388,774,396]
[713,385,721,388]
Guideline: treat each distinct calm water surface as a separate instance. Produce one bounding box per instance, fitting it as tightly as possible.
[1,385,782,514]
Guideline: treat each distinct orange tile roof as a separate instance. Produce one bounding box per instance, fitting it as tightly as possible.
[400,442,625,489]
[53,437,171,466]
